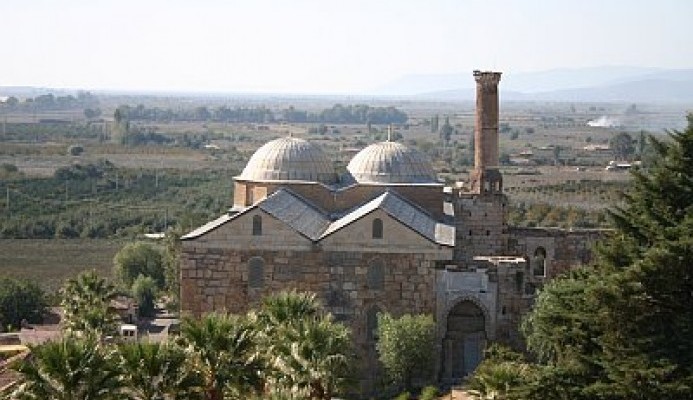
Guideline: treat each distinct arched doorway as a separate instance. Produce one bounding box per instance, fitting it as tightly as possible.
[442,300,486,383]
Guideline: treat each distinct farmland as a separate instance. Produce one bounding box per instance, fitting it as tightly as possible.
[0,239,122,293]
[0,91,687,291]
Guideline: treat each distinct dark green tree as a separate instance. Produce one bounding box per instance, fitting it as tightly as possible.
[131,275,158,318]
[180,312,263,400]
[440,116,453,143]
[610,131,635,160]
[118,341,203,400]
[256,291,352,399]
[376,313,436,393]
[520,115,693,399]
[10,336,123,400]
[60,270,119,337]
[430,114,439,133]
[113,242,165,289]
[0,278,46,330]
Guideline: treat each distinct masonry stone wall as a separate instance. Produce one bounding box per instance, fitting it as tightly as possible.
[180,205,452,394]
[455,193,508,263]
[181,242,442,394]
[509,227,606,278]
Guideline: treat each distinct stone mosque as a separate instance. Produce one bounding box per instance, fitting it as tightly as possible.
[179,71,602,389]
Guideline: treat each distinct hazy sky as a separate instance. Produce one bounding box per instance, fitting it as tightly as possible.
[2,0,692,94]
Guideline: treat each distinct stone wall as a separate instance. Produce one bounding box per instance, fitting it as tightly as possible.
[436,256,539,383]
[180,243,442,394]
[180,205,453,394]
[509,227,607,278]
[454,193,508,264]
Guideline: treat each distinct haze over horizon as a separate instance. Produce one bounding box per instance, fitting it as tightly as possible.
[2,0,692,94]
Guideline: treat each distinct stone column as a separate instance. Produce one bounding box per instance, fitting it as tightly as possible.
[470,70,503,194]
[474,70,502,169]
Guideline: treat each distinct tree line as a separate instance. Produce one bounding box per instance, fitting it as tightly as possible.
[114,103,408,125]
[0,91,98,111]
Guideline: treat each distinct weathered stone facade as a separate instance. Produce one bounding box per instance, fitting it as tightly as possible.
[180,70,605,392]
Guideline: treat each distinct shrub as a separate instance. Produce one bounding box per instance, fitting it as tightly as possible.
[0,278,47,330]
[68,144,84,156]
[377,313,436,392]
[131,275,157,318]
[113,242,165,289]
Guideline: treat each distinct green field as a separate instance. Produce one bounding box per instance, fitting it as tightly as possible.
[0,239,123,293]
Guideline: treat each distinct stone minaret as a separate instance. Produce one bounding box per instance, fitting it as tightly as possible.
[470,70,502,194]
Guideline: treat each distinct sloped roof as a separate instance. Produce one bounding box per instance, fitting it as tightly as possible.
[181,189,330,241]
[181,214,233,240]
[182,189,454,247]
[321,191,455,247]
[257,189,331,241]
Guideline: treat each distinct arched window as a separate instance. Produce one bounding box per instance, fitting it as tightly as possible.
[533,247,547,277]
[367,259,385,290]
[252,215,262,236]
[372,218,383,239]
[248,257,264,288]
[366,306,381,342]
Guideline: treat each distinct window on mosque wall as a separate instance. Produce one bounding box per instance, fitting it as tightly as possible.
[248,257,265,288]
[372,218,383,239]
[533,247,547,277]
[367,259,385,290]
[252,215,262,236]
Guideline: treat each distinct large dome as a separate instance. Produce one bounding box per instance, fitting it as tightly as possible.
[347,141,437,184]
[237,137,336,184]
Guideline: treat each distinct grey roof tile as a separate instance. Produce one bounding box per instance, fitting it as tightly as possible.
[182,189,454,247]
[321,191,455,246]
[258,189,331,240]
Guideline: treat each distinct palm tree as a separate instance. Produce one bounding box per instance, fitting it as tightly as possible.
[270,315,352,400]
[9,336,123,400]
[256,290,352,399]
[60,270,119,337]
[117,341,203,400]
[257,290,321,329]
[180,313,262,400]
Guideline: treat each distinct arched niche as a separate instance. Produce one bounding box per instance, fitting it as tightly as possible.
[441,297,490,383]
[532,246,547,277]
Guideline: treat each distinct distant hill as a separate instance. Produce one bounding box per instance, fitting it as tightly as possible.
[374,66,693,103]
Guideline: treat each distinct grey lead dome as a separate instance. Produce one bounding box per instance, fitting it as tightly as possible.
[347,141,437,184]
[237,137,336,184]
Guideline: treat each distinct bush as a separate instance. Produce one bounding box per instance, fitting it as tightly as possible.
[131,275,157,318]
[377,313,436,392]
[68,144,84,156]
[0,278,47,330]
[419,385,439,400]
[0,163,18,173]
[113,242,165,289]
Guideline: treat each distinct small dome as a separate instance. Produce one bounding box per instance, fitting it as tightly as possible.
[347,141,437,184]
[238,137,336,184]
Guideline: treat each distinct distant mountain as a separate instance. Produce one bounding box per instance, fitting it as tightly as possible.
[417,78,693,103]
[524,79,693,103]
[374,66,693,103]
